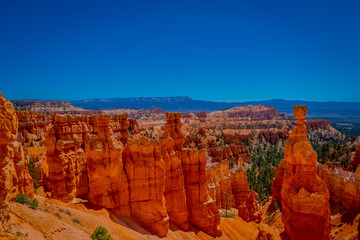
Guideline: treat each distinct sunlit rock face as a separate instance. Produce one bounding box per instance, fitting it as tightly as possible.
[231,159,261,223]
[42,110,223,237]
[182,149,222,237]
[0,93,33,230]
[281,105,330,240]
[318,164,360,213]
[45,115,91,202]
[161,112,189,231]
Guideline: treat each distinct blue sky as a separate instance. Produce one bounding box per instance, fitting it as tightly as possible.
[1,0,359,102]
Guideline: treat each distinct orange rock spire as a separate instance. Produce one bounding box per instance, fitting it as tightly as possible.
[281,105,330,240]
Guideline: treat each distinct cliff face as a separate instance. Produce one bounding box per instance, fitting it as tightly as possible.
[270,159,286,205]
[86,115,129,210]
[161,113,189,231]
[318,164,360,213]
[123,136,168,237]
[206,160,232,209]
[42,110,222,237]
[16,110,51,143]
[281,106,330,240]
[182,149,222,237]
[0,93,33,230]
[45,115,91,202]
[208,145,251,163]
[231,161,261,223]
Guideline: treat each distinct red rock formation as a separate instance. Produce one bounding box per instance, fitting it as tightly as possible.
[206,160,233,209]
[85,115,129,211]
[0,93,33,230]
[161,113,189,231]
[259,130,288,144]
[270,159,286,205]
[128,118,141,134]
[281,105,330,240]
[318,164,360,212]
[182,149,222,237]
[231,159,261,223]
[305,119,331,130]
[123,136,169,237]
[16,110,51,143]
[45,115,91,202]
[110,114,130,145]
[29,109,224,237]
[208,145,251,163]
[256,230,275,240]
[224,105,285,120]
[196,111,207,119]
[223,133,254,146]
[351,145,360,168]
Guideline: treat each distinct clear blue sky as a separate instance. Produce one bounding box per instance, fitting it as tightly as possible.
[1,0,359,102]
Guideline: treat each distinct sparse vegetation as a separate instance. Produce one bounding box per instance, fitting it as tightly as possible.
[220,210,235,218]
[224,192,232,217]
[13,194,39,209]
[66,209,72,216]
[55,212,62,219]
[28,159,39,189]
[14,194,29,204]
[91,226,112,240]
[72,218,81,224]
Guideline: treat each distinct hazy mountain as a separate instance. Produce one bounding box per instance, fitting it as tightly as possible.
[71,97,360,119]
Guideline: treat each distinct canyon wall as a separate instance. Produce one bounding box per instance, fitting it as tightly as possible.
[0,93,33,230]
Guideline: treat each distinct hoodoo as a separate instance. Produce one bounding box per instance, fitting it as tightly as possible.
[281,105,330,240]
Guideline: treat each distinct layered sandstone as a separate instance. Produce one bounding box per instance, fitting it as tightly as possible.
[161,113,189,231]
[281,105,330,240]
[182,149,222,237]
[270,160,286,205]
[208,145,251,164]
[0,93,33,230]
[206,160,233,209]
[45,115,91,202]
[231,160,261,223]
[85,115,129,210]
[42,110,223,237]
[123,136,169,237]
[318,164,360,212]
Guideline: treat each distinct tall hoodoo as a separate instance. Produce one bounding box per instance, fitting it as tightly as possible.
[161,112,189,230]
[281,105,330,240]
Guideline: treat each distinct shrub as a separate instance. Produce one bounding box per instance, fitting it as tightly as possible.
[13,194,39,210]
[14,194,30,205]
[220,211,235,218]
[29,198,39,209]
[91,226,112,240]
[72,218,81,224]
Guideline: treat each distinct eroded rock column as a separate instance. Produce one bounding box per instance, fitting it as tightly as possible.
[281,106,330,240]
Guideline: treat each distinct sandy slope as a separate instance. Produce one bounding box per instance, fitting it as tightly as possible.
[2,195,281,240]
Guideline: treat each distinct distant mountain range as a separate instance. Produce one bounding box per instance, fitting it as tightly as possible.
[70,97,360,119]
